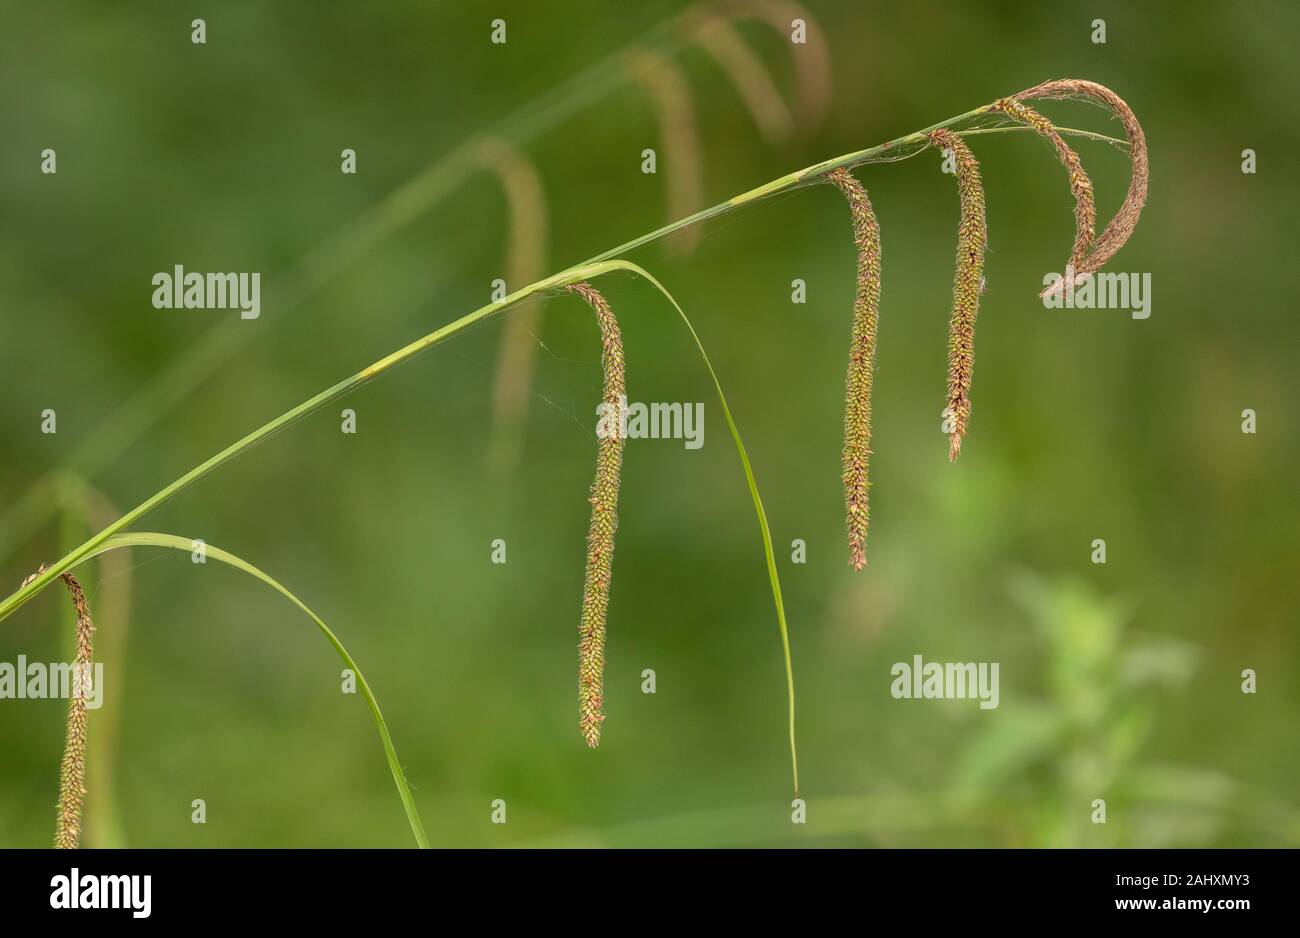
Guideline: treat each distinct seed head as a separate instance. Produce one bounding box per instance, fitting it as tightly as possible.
[993,97,1096,280]
[685,11,794,144]
[566,283,626,747]
[1013,79,1148,296]
[19,564,97,849]
[629,52,703,254]
[747,0,831,129]
[927,130,987,462]
[480,137,549,476]
[828,167,881,571]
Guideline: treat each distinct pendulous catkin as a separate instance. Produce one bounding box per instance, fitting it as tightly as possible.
[20,564,96,849]
[629,51,704,254]
[1013,79,1148,295]
[993,96,1096,274]
[828,167,881,571]
[928,129,988,462]
[482,136,550,476]
[566,282,626,747]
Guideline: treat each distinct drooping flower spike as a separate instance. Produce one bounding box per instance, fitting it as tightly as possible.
[828,168,882,570]
[927,129,988,462]
[566,282,626,747]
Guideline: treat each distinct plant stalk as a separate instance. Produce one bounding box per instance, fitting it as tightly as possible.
[1,107,1120,623]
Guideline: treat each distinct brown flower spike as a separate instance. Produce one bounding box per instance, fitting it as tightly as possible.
[566,282,626,747]
[1012,79,1149,297]
[828,167,881,570]
[928,129,988,462]
[20,564,96,848]
[993,96,1096,273]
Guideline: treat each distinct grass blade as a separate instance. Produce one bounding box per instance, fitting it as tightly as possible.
[75,532,430,849]
[579,261,800,796]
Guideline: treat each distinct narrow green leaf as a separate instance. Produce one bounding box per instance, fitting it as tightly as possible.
[576,260,800,795]
[77,533,430,849]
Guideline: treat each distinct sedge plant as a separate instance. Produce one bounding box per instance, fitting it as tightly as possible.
[2,79,1147,847]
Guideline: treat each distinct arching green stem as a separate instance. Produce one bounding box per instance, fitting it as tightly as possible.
[73,532,430,849]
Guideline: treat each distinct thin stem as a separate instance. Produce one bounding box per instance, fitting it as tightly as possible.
[77,533,430,848]
[0,101,1121,625]
[0,86,1146,805]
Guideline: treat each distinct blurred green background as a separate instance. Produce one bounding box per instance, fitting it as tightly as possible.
[1,0,1296,847]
